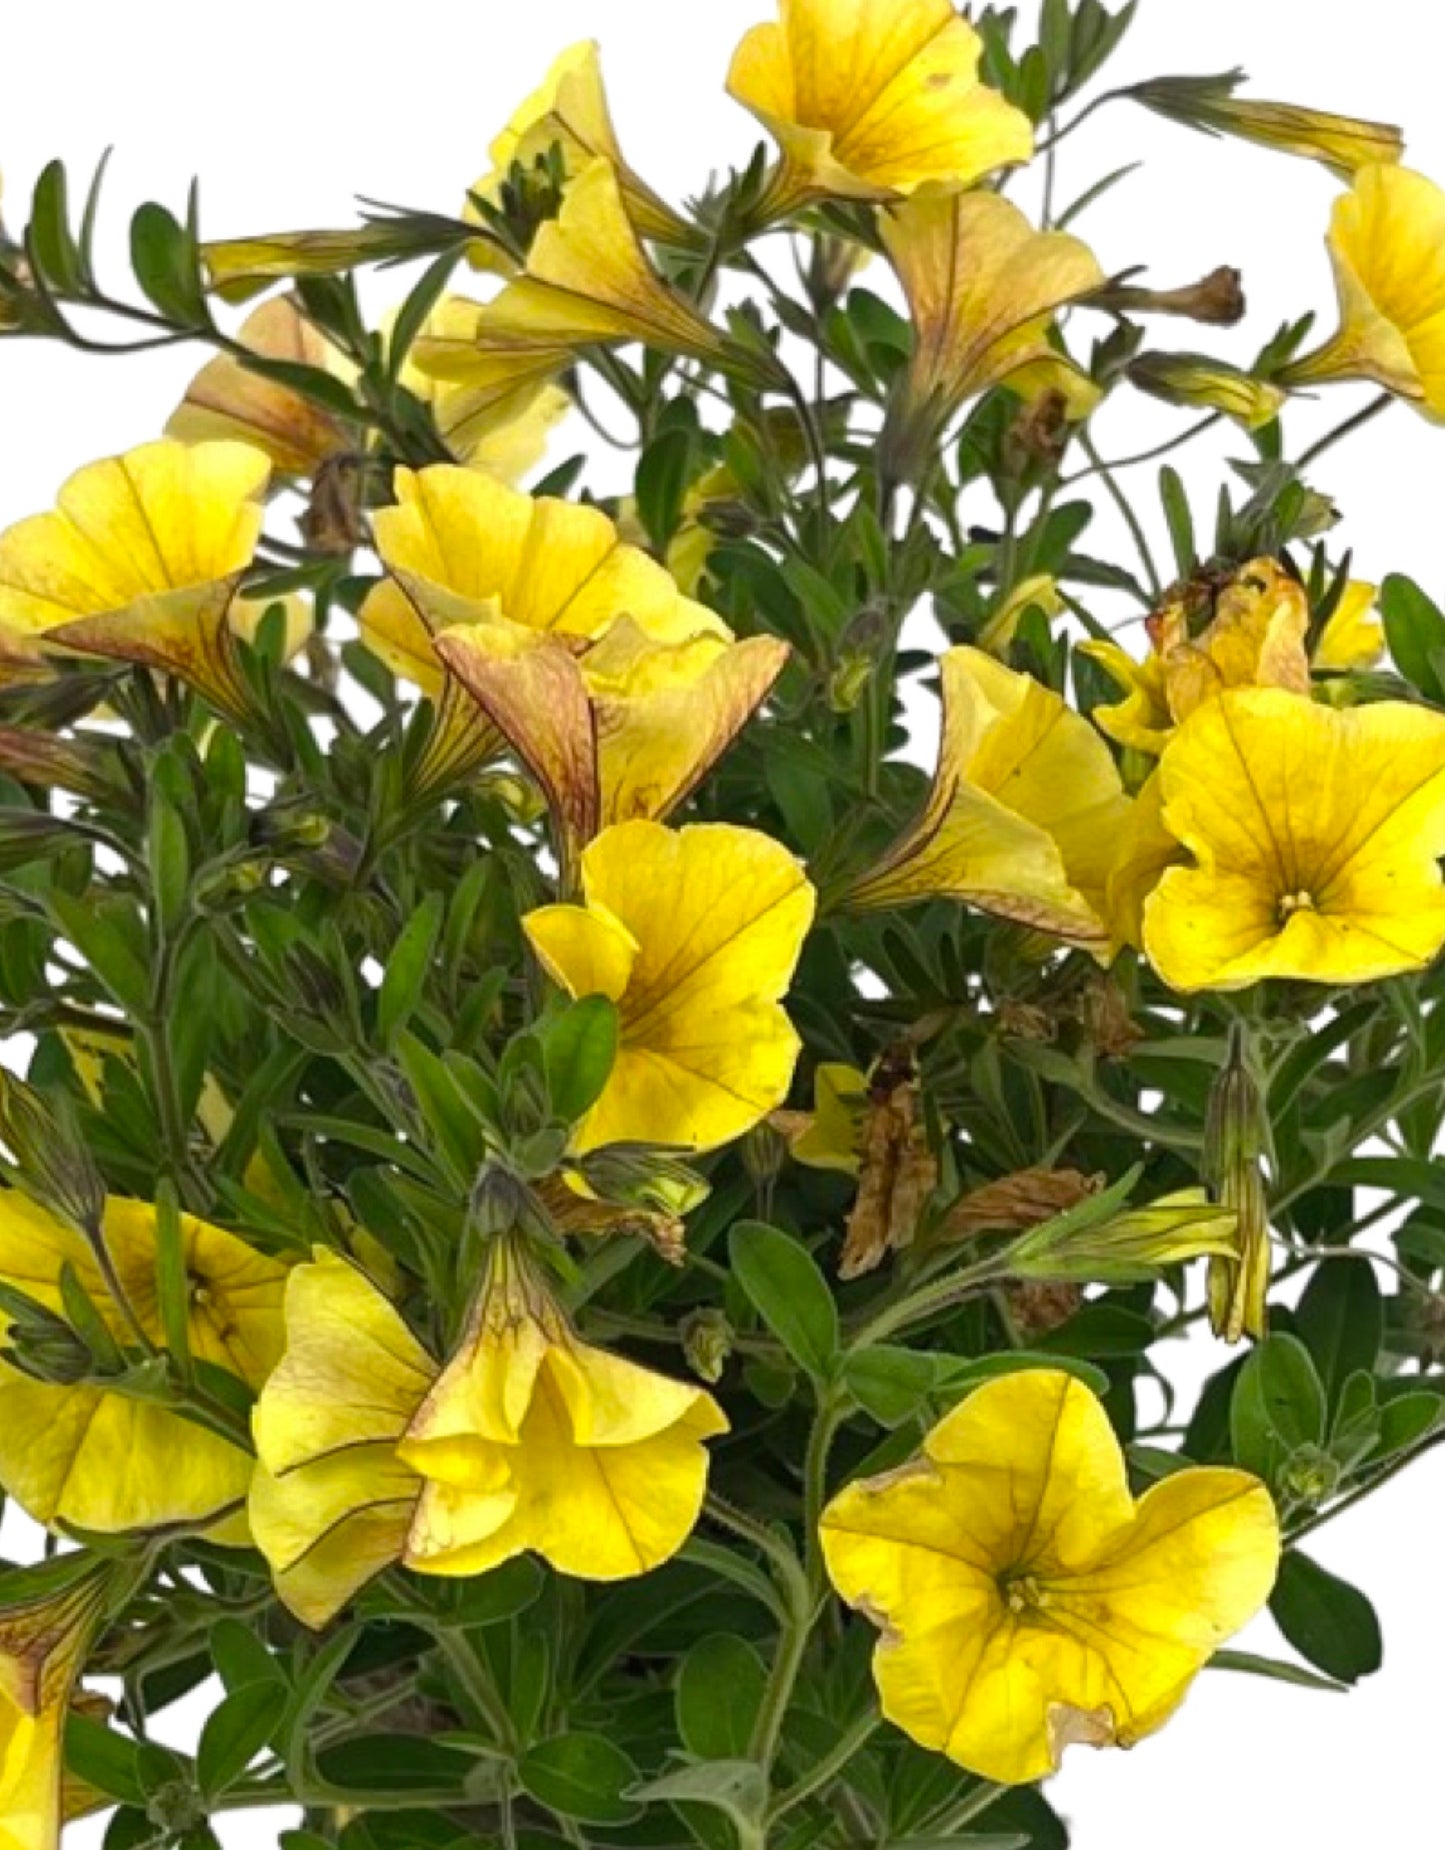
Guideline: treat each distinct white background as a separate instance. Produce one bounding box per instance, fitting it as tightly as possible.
[3,3,1444,1846]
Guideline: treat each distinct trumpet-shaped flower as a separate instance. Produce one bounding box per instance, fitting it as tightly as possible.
[0,1193,287,1534]
[435,615,789,864]
[249,1248,727,1626]
[165,297,353,476]
[821,1368,1280,1784]
[881,191,1104,474]
[846,648,1129,945]
[361,466,726,786]
[727,0,1032,215]
[417,162,732,396]
[1143,688,1445,990]
[1284,164,1445,416]
[0,439,269,723]
[1313,579,1384,672]
[466,41,688,260]
[0,1561,112,1850]
[524,820,815,1152]
[396,337,571,477]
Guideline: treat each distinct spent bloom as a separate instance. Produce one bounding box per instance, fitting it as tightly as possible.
[821,1369,1280,1784]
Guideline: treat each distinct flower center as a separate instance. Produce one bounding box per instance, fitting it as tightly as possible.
[1278,889,1317,921]
[1000,1571,1052,1615]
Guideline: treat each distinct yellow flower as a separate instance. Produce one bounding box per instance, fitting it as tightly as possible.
[1143,688,1445,991]
[165,296,353,477]
[360,465,725,788]
[1314,579,1384,672]
[524,820,815,1152]
[880,191,1104,475]
[0,439,269,724]
[845,648,1129,946]
[465,41,689,262]
[727,0,1032,216]
[774,1062,868,1174]
[416,161,732,394]
[1100,771,1182,951]
[820,1368,1280,1784]
[1284,165,1445,416]
[405,293,576,418]
[249,1247,727,1627]
[0,1193,287,1534]
[199,225,435,306]
[1079,640,1174,757]
[401,366,571,479]
[976,573,1063,656]
[434,614,789,868]
[0,1562,111,1850]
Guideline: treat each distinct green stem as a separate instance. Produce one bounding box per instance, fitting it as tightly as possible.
[1078,431,1162,598]
[1288,1427,1445,1546]
[429,1626,519,1753]
[920,1779,1008,1833]
[850,1256,1008,1350]
[1294,390,1393,471]
[1060,413,1222,486]
[767,1706,881,1823]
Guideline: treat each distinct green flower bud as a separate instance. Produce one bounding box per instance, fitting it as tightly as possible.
[680,1308,735,1385]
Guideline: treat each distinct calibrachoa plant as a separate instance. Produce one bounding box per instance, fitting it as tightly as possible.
[1,2,1444,1846]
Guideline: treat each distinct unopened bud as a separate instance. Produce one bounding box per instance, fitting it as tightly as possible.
[1280,1444,1341,1509]
[0,1074,106,1242]
[1129,351,1286,430]
[1093,266,1245,327]
[1202,1027,1273,1342]
[680,1307,735,1385]
[1009,1188,1240,1288]
[741,1121,789,1186]
[1129,73,1403,179]
[829,653,874,714]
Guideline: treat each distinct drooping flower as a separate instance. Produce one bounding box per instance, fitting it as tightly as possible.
[0,1193,288,1534]
[0,1559,113,1850]
[415,161,735,398]
[359,464,726,788]
[727,0,1032,218]
[165,296,354,476]
[845,648,1129,946]
[523,820,815,1152]
[1283,164,1445,416]
[249,1247,727,1627]
[1313,579,1384,672]
[820,1368,1280,1784]
[880,191,1104,478]
[465,41,689,261]
[1143,687,1445,990]
[0,439,269,723]
[435,615,788,869]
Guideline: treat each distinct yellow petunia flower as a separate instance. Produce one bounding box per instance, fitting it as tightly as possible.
[435,615,789,869]
[165,296,353,477]
[0,1562,112,1850]
[0,439,269,724]
[416,161,732,396]
[360,465,726,787]
[465,40,689,264]
[249,1247,727,1627]
[1099,771,1182,952]
[524,820,816,1153]
[0,1193,288,1535]
[881,191,1104,476]
[727,0,1032,218]
[1313,579,1384,673]
[1080,640,1174,757]
[405,293,577,420]
[821,1368,1280,1785]
[845,647,1129,945]
[399,365,571,480]
[1143,688,1445,991]
[1284,164,1445,416]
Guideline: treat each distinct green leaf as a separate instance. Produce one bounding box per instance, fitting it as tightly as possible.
[130,200,208,325]
[675,1634,767,1759]
[888,1839,1030,1850]
[540,995,620,1126]
[635,425,696,549]
[519,1732,643,1826]
[1270,1550,1382,1684]
[629,1761,767,1831]
[65,1715,147,1806]
[1230,1333,1326,1478]
[844,1345,941,1426]
[1158,465,1196,576]
[48,892,151,1014]
[210,1616,288,1695]
[729,1220,839,1381]
[148,788,190,936]
[314,1736,481,1796]
[29,161,84,293]
[197,1683,281,1796]
[395,1030,489,1183]
[152,1177,192,1377]
[1036,1303,1155,1359]
[1376,1387,1443,1456]
[1208,1647,1347,1694]
[376,893,444,1051]
[1295,1260,1382,1412]
[1381,572,1445,702]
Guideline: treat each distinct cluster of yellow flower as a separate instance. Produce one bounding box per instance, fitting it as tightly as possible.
[2,0,1444,1837]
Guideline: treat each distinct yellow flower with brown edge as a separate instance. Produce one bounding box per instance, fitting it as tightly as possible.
[1283,165,1445,416]
[359,464,727,790]
[0,1192,287,1535]
[465,41,690,266]
[435,614,789,874]
[845,647,1129,947]
[249,1246,727,1628]
[0,438,269,725]
[416,161,736,398]
[821,1367,1280,1784]
[1313,579,1384,673]
[1084,558,1311,758]
[0,1558,113,1850]
[524,820,815,1153]
[880,191,1104,481]
[165,296,354,477]
[727,0,1032,219]
[1143,687,1445,991]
